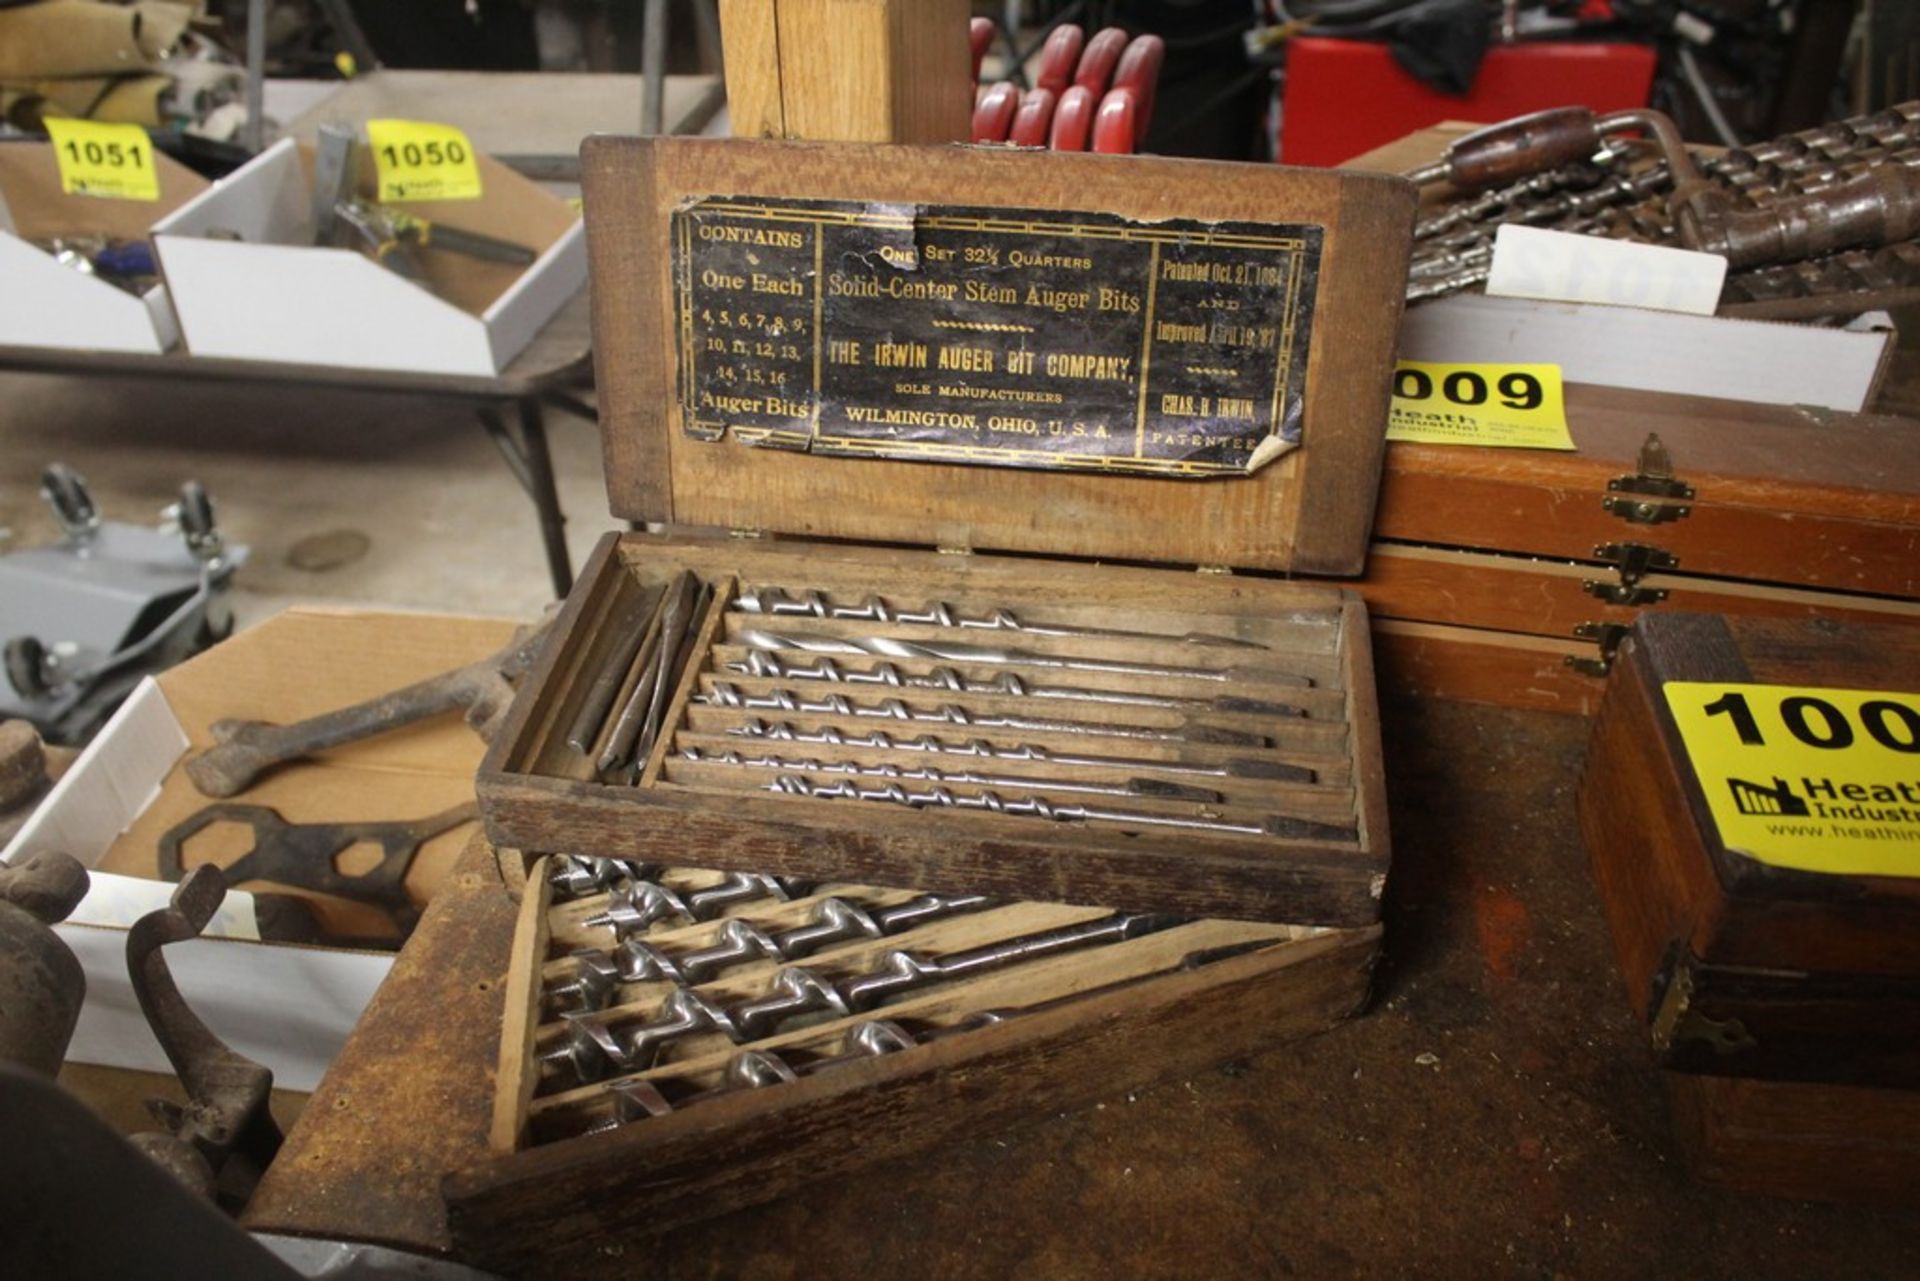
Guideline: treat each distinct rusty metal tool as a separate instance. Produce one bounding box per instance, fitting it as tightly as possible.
[546,912,1178,1081]
[598,571,697,774]
[726,650,1302,717]
[549,890,995,1012]
[636,577,714,768]
[565,583,668,753]
[736,629,1298,689]
[735,585,1271,651]
[724,717,1314,782]
[763,774,1358,841]
[579,871,816,939]
[682,746,1224,805]
[698,681,1274,747]
[185,619,551,798]
[156,802,478,940]
[125,865,283,1208]
[0,850,89,1076]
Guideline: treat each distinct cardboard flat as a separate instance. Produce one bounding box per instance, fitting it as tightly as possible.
[1400,294,1895,414]
[152,137,587,375]
[1,608,520,1091]
[0,140,205,353]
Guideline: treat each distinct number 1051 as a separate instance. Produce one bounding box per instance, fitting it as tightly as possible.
[62,139,146,168]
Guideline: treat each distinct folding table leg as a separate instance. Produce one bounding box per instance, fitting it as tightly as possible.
[478,399,574,599]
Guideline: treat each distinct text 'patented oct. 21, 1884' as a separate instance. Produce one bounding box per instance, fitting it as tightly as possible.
[670,196,1323,479]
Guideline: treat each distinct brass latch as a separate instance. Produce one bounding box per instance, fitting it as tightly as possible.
[1649,961,1758,1057]
[1582,542,1678,606]
[1603,433,1694,526]
[1565,621,1631,677]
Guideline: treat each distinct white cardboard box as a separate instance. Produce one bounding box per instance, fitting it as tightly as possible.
[1,608,517,1092]
[0,140,205,354]
[1399,293,1896,414]
[153,136,586,376]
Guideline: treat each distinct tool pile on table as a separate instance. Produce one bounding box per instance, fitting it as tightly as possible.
[505,850,1322,1147]
[1404,98,1920,319]
[553,571,1359,849]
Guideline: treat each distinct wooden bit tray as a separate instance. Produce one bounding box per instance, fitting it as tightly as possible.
[478,534,1390,925]
[455,853,1379,1270]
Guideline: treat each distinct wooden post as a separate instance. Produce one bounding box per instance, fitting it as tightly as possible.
[719,0,970,143]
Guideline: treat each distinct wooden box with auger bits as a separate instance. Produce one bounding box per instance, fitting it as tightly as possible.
[455,139,1413,1265]
[475,137,1415,924]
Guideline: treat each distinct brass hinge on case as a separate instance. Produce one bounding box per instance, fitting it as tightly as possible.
[1196,565,1233,576]
[1582,542,1678,606]
[936,545,974,556]
[1603,433,1694,526]
[1649,961,1758,1057]
[1565,621,1631,677]
[729,527,767,540]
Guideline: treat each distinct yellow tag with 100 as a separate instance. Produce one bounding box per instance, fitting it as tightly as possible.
[1664,681,1920,879]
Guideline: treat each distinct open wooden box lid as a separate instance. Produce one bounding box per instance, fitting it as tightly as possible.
[579,137,1416,575]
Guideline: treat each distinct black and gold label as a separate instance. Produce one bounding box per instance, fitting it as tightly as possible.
[671,195,1322,478]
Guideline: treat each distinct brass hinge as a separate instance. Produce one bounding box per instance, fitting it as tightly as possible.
[936,545,974,556]
[728,527,767,540]
[1603,433,1694,526]
[1196,564,1233,576]
[1649,962,1758,1057]
[1565,621,1631,676]
[1582,541,1678,606]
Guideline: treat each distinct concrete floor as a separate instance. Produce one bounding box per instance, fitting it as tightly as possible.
[1,369,607,627]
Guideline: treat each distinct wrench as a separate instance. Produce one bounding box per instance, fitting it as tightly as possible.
[185,619,550,798]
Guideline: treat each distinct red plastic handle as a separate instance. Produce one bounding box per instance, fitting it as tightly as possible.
[1093,87,1138,155]
[971,80,1020,144]
[1111,34,1164,146]
[1010,87,1058,148]
[1049,84,1096,152]
[969,17,994,82]
[1073,27,1130,96]
[1036,24,1086,95]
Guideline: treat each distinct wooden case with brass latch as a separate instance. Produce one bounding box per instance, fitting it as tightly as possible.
[1578,611,1920,1201]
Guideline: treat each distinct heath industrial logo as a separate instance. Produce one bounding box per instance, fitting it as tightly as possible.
[1664,682,1920,879]
[1727,776,1810,817]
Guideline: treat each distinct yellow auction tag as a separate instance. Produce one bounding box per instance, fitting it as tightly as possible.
[1385,361,1572,450]
[366,118,482,202]
[1665,682,1920,879]
[44,118,160,201]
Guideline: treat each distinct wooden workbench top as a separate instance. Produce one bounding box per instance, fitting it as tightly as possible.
[242,700,1920,1274]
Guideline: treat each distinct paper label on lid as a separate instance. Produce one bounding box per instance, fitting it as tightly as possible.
[1664,682,1920,879]
[669,194,1324,478]
[1487,224,1727,316]
[366,119,482,202]
[45,118,160,201]
[1386,360,1572,450]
